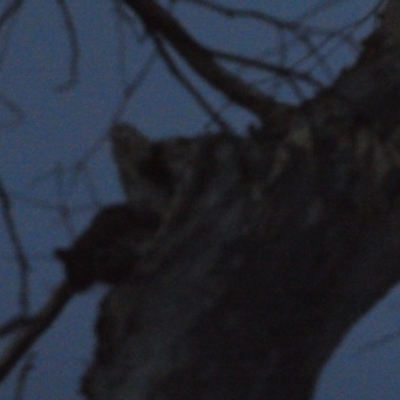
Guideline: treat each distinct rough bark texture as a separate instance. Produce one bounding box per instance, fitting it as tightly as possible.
[59,1,400,399]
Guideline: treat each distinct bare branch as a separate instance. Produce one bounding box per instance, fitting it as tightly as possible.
[152,34,235,133]
[0,282,75,383]
[175,0,384,99]
[123,0,293,120]
[0,316,32,337]
[178,0,315,31]
[112,51,158,122]
[15,351,35,400]
[113,0,149,44]
[0,92,24,128]
[0,0,23,33]
[0,0,23,73]
[0,175,30,313]
[300,0,383,22]
[54,0,79,92]
[213,49,325,90]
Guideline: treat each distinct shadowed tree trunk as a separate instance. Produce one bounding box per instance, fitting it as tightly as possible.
[56,1,400,399]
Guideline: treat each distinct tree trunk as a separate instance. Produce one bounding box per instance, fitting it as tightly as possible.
[73,1,400,399]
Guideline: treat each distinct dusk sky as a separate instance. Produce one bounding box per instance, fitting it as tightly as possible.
[1,1,398,399]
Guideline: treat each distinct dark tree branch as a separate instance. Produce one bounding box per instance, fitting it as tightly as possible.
[123,0,293,120]
[177,0,326,33]
[112,50,158,121]
[0,175,30,313]
[152,34,235,133]
[212,49,325,90]
[15,351,35,400]
[0,282,75,383]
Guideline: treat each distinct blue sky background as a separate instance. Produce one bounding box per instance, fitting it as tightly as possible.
[1,1,398,399]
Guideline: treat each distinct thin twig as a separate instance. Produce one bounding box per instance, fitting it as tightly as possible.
[15,352,35,400]
[0,0,23,33]
[0,174,30,313]
[54,0,80,92]
[124,0,292,119]
[213,49,325,89]
[152,34,235,133]
[0,282,75,383]
[0,93,24,128]
[112,50,158,122]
